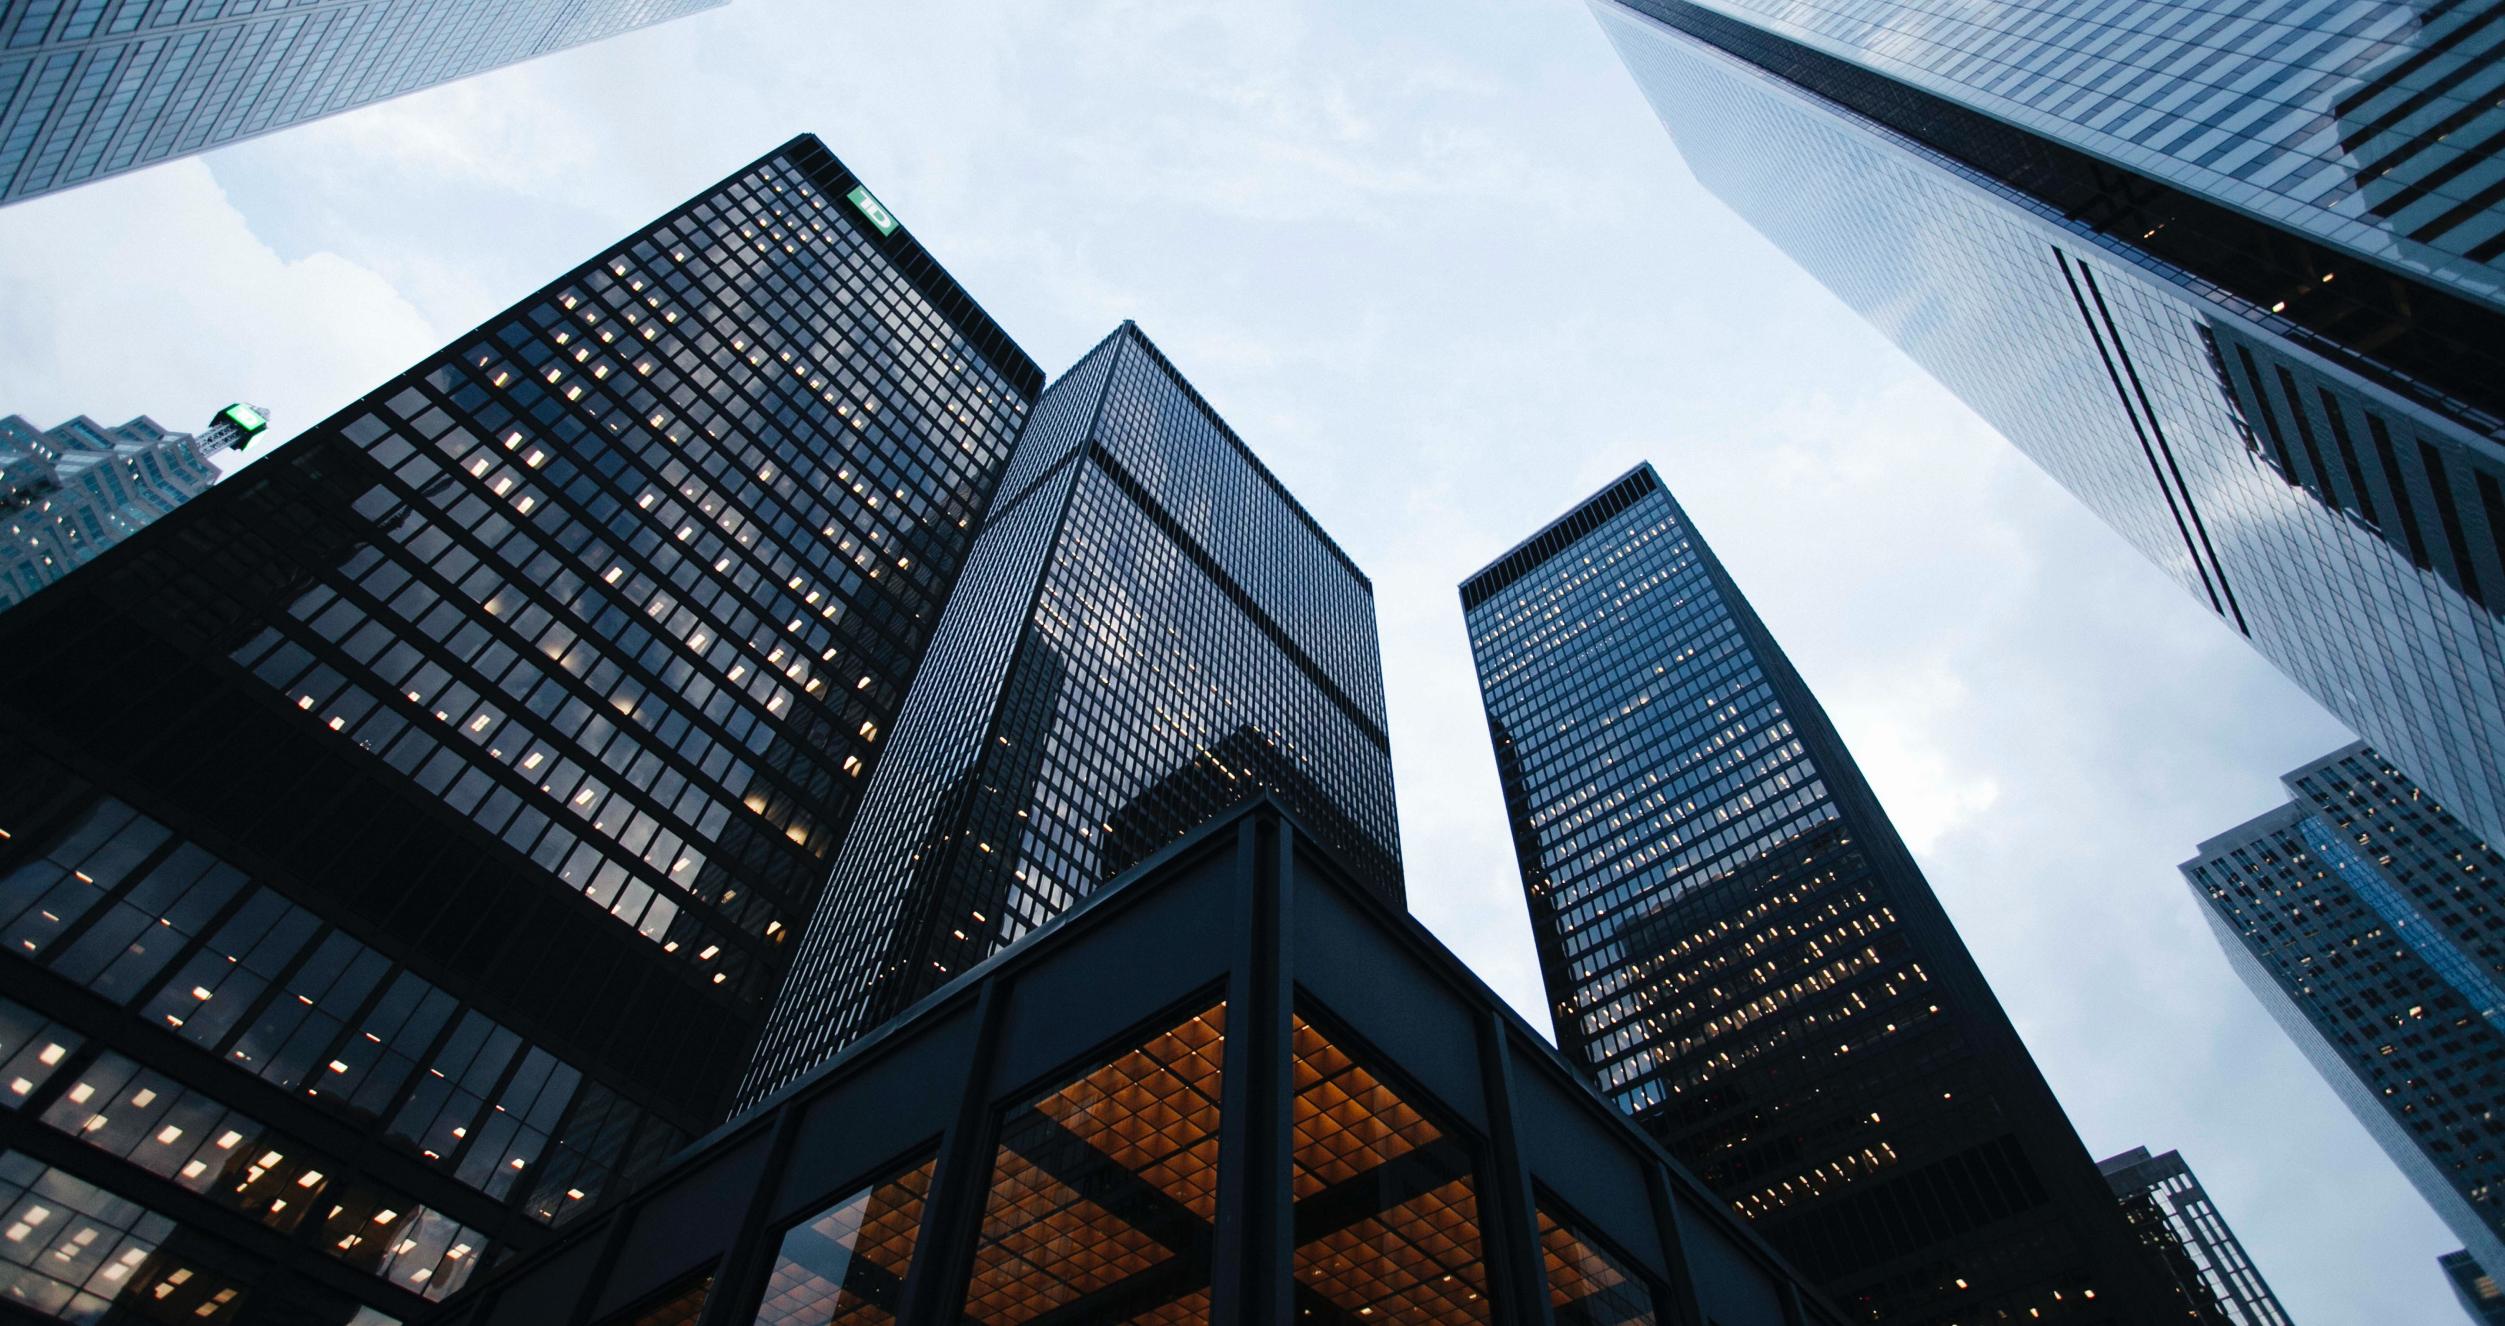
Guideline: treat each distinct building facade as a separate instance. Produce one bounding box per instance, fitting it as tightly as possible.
[2185,743,2505,1281]
[0,404,263,610]
[1460,464,2167,1322]
[2095,1147,2295,1326]
[424,798,1844,1326]
[0,134,1039,1322]
[1588,0,2505,848]
[0,0,722,206]
[737,321,1403,1111]
[2444,1249,2505,1324]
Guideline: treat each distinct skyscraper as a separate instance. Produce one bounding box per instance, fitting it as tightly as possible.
[0,134,1038,1322]
[1461,465,2167,1322]
[0,0,722,206]
[2444,1249,2505,1325]
[2185,743,2505,1283]
[0,404,263,609]
[738,321,1402,1111]
[2096,1147,2296,1326]
[1587,0,2505,847]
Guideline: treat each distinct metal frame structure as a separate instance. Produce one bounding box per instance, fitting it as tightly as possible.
[427,797,1842,1326]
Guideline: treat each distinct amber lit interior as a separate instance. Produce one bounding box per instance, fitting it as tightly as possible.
[1538,1205,1659,1325]
[963,1002,1226,1324]
[932,1003,1498,1324]
[1289,1013,1492,1322]
[752,1159,933,1325]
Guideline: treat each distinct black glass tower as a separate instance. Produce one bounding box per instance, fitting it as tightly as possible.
[2446,1249,2505,1325]
[0,135,1038,1322]
[1589,0,2505,849]
[0,0,723,206]
[1461,465,2166,1323]
[2186,743,2505,1288]
[738,322,1402,1112]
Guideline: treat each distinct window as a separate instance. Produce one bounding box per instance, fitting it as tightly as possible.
[1290,1010,1494,1321]
[961,1000,1226,1322]
[1537,1200,1659,1326]
[751,1158,931,1325]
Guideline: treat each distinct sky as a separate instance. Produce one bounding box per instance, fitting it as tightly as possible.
[0,1,2461,1320]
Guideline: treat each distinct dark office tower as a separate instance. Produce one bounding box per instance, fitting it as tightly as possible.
[2445,1249,2505,1325]
[2096,1147,2295,1326]
[0,135,1038,1322]
[2185,743,2505,1284]
[0,0,722,206]
[1588,0,2505,848]
[1461,465,2167,1323]
[738,322,1402,1111]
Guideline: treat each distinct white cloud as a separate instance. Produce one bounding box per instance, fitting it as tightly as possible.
[0,159,436,461]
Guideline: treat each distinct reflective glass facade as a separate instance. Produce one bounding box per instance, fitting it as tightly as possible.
[2186,743,2505,1279]
[0,134,1039,1322]
[2094,1147,2293,1326]
[0,0,721,205]
[1463,466,2168,1322]
[1591,0,2505,851]
[0,410,227,609]
[428,800,1840,1326]
[739,323,1402,1111]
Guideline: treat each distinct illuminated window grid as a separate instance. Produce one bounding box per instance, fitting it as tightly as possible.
[752,1158,933,1326]
[961,1002,1226,1324]
[1289,1013,1437,1196]
[1289,1015,1494,1323]
[1538,1205,1659,1324]
[0,1151,245,1321]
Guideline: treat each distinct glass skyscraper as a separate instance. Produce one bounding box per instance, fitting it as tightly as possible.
[2095,1147,2295,1326]
[0,403,264,610]
[2186,743,2505,1287]
[738,321,1403,1112]
[2446,1248,2505,1325]
[1461,464,2167,1322]
[0,0,722,205]
[0,134,1038,1322]
[1588,0,2505,849]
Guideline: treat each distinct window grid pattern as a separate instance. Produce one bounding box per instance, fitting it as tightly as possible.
[0,0,724,204]
[1596,0,2505,854]
[0,1150,246,1322]
[742,326,1398,1108]
[2187,743,2505,1274]
[2097,1148,2296,1326]
[1658,0,2505,301]
[1465,470,2155,1319]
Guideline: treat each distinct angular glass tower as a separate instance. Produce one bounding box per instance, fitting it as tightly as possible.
[738,322,1402,1112]
[0,0,722,205]
[0,135,1038,1322]
[2095,1147,2294,1326]
[1461,465,2167,1322]
[2446,1248,2505,1325]
[0,405,262,610]
[2186,743,2505,1282]
[1589,0,2505,847]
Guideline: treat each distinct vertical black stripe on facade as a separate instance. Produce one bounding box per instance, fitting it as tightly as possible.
[2419,440,2488,608]
[2364,413,2436,571]
[2052,250,2231,623]
[2076,261,2249,634]
[2316,388,2384,529]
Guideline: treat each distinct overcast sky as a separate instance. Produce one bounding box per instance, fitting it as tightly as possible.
[0,1,2455,1320]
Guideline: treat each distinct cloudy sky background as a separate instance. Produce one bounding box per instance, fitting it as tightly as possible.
[0,1,2454,1320]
